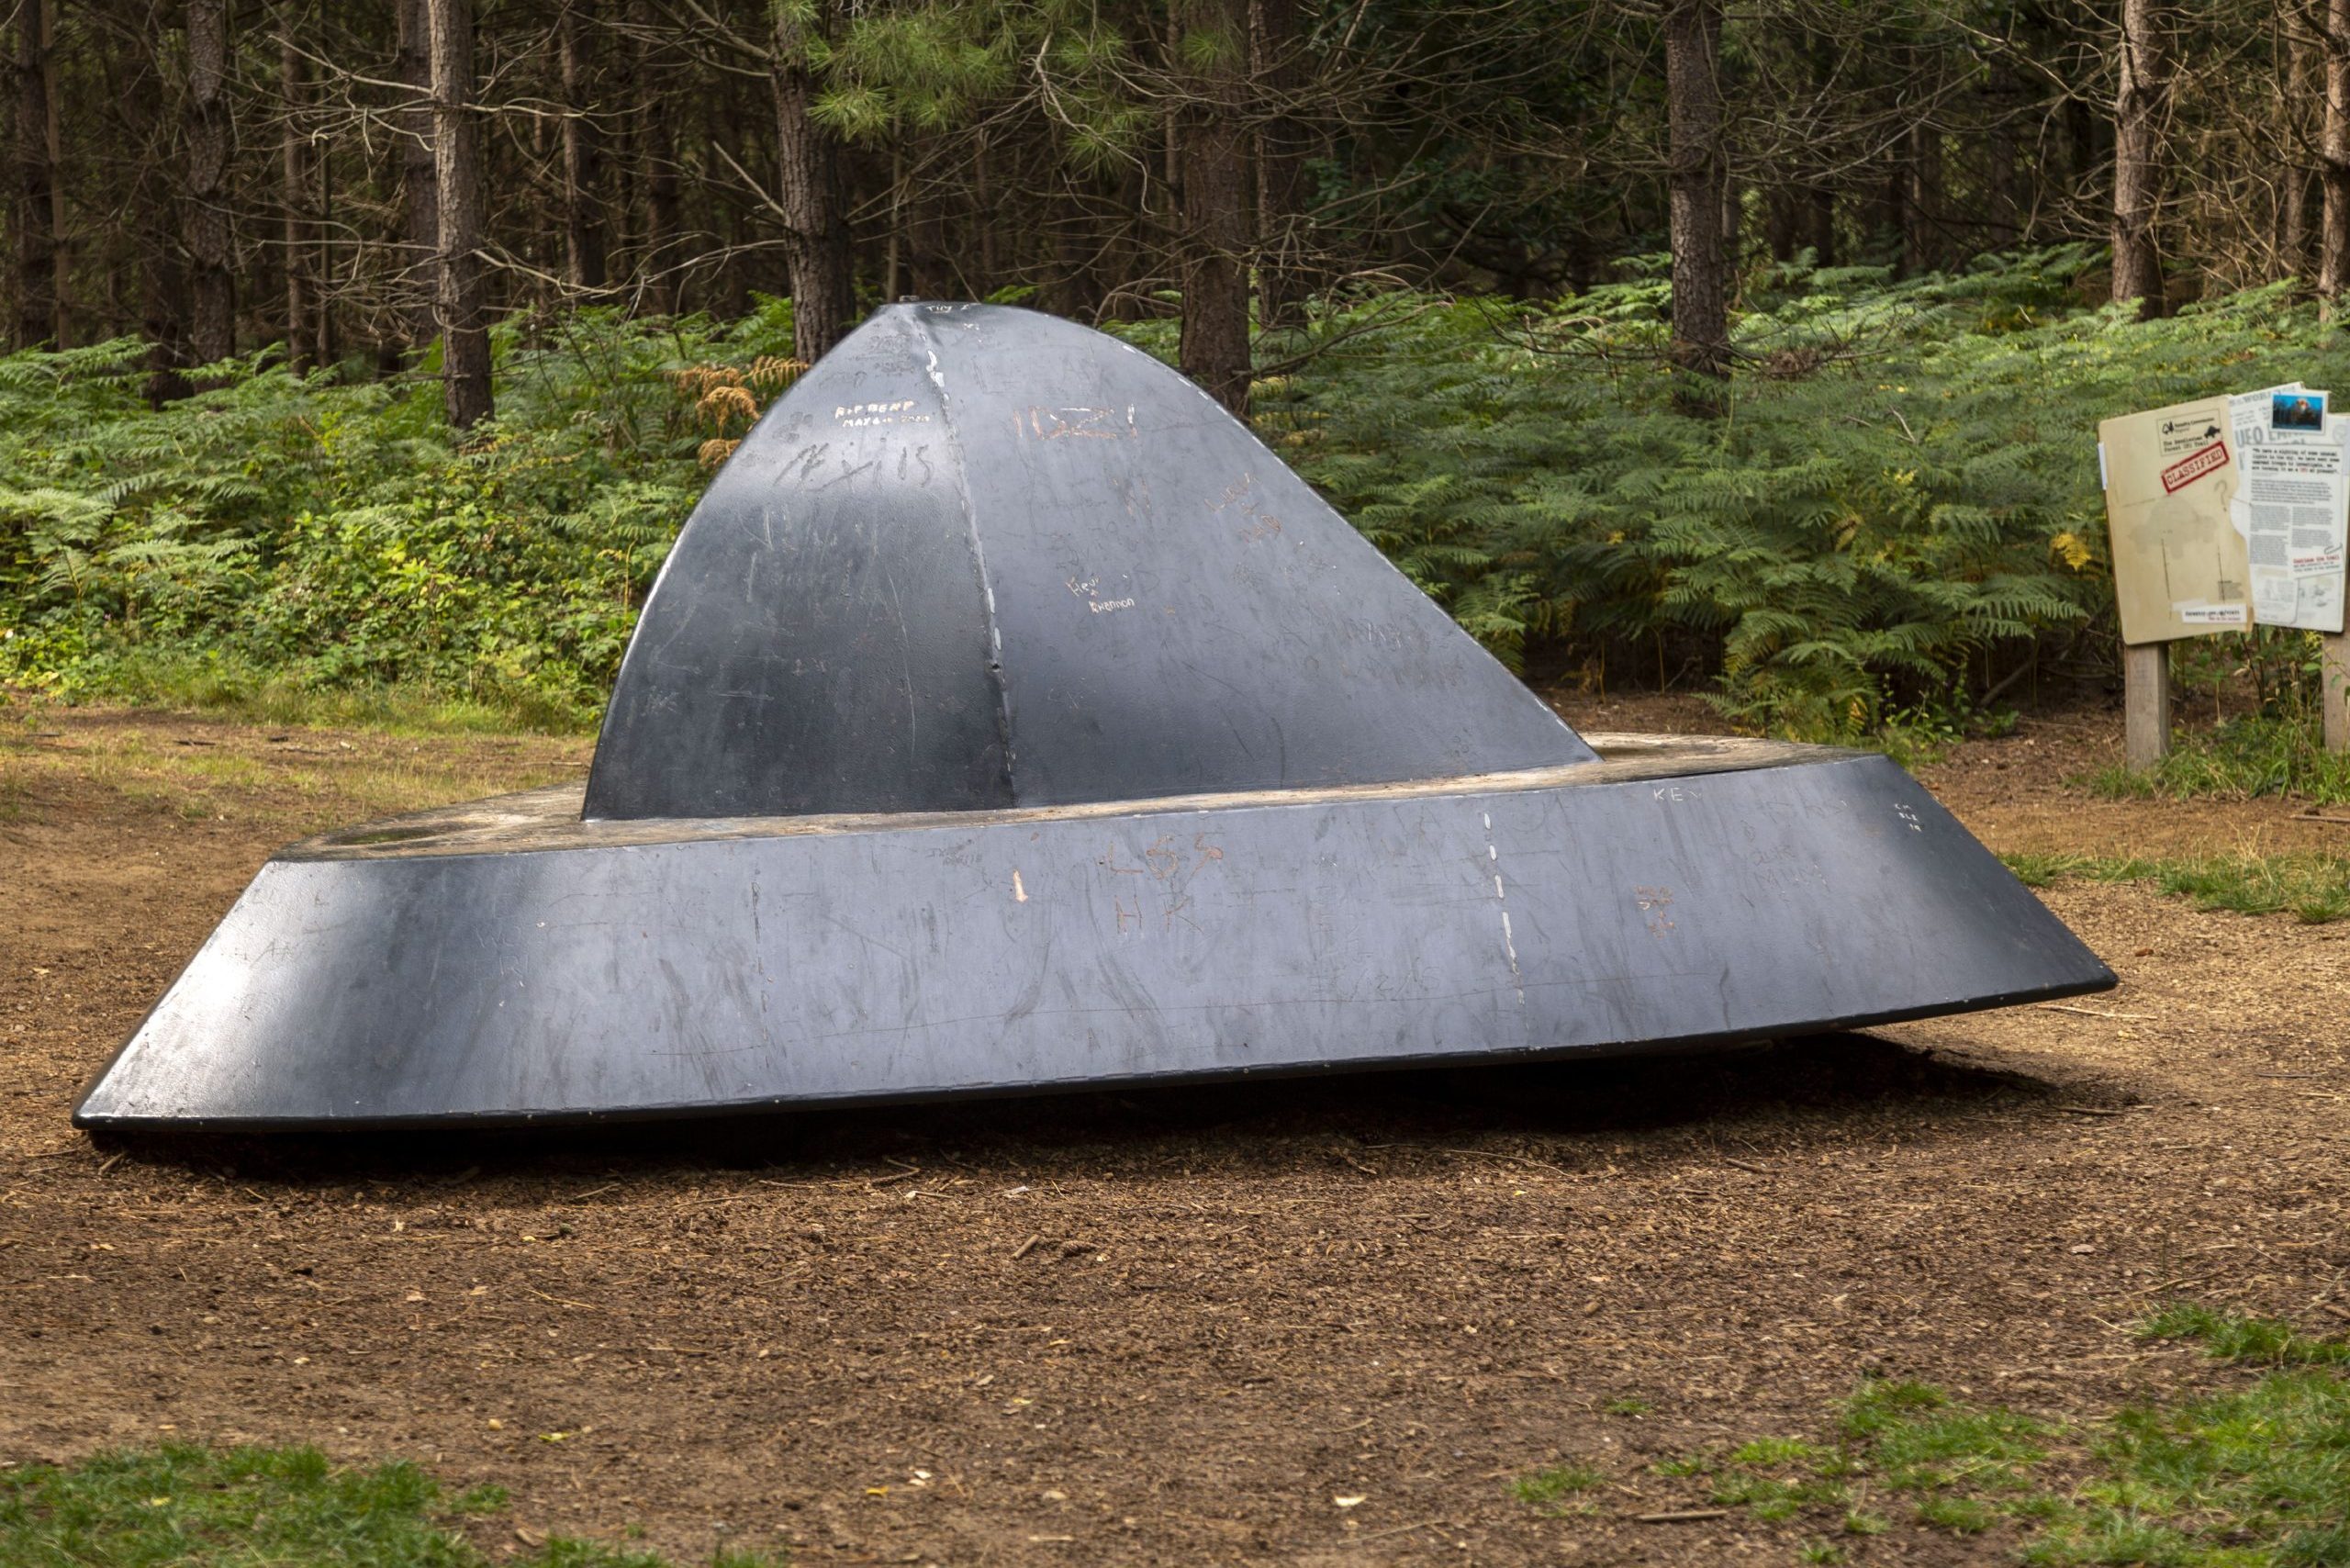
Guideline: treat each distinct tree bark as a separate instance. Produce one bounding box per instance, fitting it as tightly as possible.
[638,8,680,315]
[883,140,904,302]
[11,0,61,349]
[1175,0,1253,416]
[429,0,493,429]
[1986,62,2020,248]
[710,98,751,317]
[972,126,997,290]
[2113,0,2168,317]
[1252,0,1308,329]
[129,39,192,402]
[770,0,855,362]
[1807,185,1835,265]
[1904,124,1941,274]
[314,110,334,368]
[1662,0,1729,408]
[185,0,235,365]
[559,0,607,292]
[2284,10,2319,281]
[281,20,313,370]
[394,0,438,354]
[2322,0,2350,303]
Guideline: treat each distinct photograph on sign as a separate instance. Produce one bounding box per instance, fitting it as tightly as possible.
[2272,390,2326,432]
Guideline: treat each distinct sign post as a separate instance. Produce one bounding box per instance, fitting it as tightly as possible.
[2328,633,2350,753]
[2123,644,2172,767]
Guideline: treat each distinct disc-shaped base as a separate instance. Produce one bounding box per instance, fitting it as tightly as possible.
[73,737,2113,1130]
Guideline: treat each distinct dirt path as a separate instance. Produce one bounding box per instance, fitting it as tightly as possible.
[2,702,2345,1567]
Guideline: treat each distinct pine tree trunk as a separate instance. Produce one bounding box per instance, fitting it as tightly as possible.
[11,0,61,349]
[1986,62,2020,247]
[1905,124,1940,274]
[314,122,334,367]
[908,172,951,299]
[711,102,751,317]
[39,0,62,343]
[1663,0,1729,409]
[185,0,235,365]
[2113,0,2168,317]
[394,0,437,354]
[1175,0,1253,417]
[972,127,996,291]
[883,141,904,302]
[1764,189,1799,263]
[1807,185,1835,265]
[2284,14,2317,281]
[282,23,312,371]
[2322,0,2350,303]
[770,1,854,362]
[559,0,607,292]
[1252,0,1308,330]
[429,0,493,429]
[641,46,679,313]
[130,45,192,402]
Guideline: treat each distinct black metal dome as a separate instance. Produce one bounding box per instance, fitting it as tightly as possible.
[583,302,1594,820]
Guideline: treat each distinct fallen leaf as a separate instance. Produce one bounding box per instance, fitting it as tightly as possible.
[1334,1495,1367,1508]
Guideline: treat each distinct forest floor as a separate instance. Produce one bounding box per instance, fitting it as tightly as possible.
[1,695,2345,1567]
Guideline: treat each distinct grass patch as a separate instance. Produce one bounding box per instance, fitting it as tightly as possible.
[2001,850,2350,924]
[1709,1468,1851,1524]
[2031,1368,2350,1566]
[0,1443,782,1567]
[1840,1378,2051,1493]
[1730,1437,1823,1467]
[1511,1462,1606,1513]
[2086,713,2350,809]
[0,706,588,838]
[42,652,600,736]
[1561,1304,2350,1562]
[2140,1301,2350,1367]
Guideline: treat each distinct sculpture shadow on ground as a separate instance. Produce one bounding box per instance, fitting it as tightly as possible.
[96,1030,2089,1186]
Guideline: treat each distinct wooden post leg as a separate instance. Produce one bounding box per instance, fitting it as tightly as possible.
[2123,641,2171,768]
[2324,632,2350,755]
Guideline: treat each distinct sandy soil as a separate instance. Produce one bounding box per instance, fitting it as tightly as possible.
[1,699,2344,1567]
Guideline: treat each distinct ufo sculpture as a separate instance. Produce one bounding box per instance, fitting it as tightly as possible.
[73,303,2114,1131]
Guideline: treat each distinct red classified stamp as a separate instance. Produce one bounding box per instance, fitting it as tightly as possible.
[2160,439,2229,493]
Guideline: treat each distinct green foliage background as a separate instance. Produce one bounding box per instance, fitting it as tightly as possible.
[3,252,2340,736]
